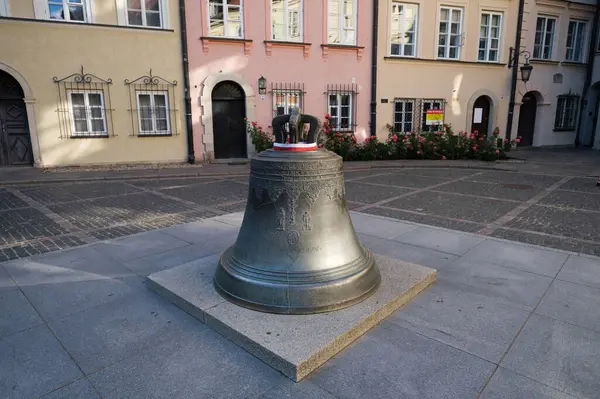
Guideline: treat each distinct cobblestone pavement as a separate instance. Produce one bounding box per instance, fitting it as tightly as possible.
[1,164,600,262]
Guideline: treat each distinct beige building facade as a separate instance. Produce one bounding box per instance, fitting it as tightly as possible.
[374,0,518,140]
[0,0,188,167]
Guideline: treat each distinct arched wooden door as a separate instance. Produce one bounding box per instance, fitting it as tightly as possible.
[471,96,491,136]
[517,92,538,147]
[212,81,247,159]
[0,70,33,165]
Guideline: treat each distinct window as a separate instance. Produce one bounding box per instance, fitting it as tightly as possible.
[421,99,445,131]
[68,91,108,137]
[438,6,463,59]
[208,0,243,38]
[393,99,414,133]
[328,0,357,45]
[0,0,10,16]
[390,2,418,57]
[566,21,586,62]
[136,92,170,135]
[327,90,355,131]
[271,0,302,42]
[126,0,163,27]
[479,12,502,62]
[554,95,579,130]
[48,0,86,22]
[533,16,556,59]
[273,91,302,116]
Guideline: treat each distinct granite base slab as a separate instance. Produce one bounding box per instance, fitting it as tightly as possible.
[147,254,436,382]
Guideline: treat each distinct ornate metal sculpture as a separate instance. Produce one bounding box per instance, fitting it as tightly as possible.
[214,108,381,314]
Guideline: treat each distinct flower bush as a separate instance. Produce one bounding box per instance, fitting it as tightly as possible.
[248,115,520,162]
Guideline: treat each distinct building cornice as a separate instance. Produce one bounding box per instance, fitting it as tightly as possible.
[0,16,174,32]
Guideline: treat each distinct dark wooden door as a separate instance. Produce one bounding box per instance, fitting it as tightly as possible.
[471,96,491,136]
[0,71,32,166]
[212,81,247,159]
[517,92,538,147]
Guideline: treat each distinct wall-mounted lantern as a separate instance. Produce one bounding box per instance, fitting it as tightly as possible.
[520,59,533,84]
[258,76,267,94]
[508,47,534,84]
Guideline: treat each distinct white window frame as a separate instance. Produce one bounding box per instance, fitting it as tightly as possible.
[554,95,579,131]
[46,0,91,22]
[565,20,587,62]
[327,0,358,45]
[437,6,464,60]
[421,99,444,131]
[393,99,415,133]
[389,2,418,57]
[273,90,303,116]
[68,90,108,137]
[478,11,502,62]
[327,92,354,132]
[136,91,171,136]
[533,16,557,60]
[0,0,10,17]
[271,0,303,42]
[126,0,163,28]
[207,0,244,38]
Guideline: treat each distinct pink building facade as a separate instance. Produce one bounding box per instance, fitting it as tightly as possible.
[185,0,373,161]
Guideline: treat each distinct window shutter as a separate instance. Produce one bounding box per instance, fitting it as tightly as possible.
[115,0,127,25]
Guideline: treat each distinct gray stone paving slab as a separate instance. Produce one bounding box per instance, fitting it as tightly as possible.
[356,172,451,188]
[159,180,248,206]
[557,255,600,289]
[0,207,70,246]
[490,228,600,257]
[364,206,484,233]
[0,265,16,291]
[310,325,495,399]
[161,219,239,244]
[0,325,82,399]
[359,234,458,270]
[386,191,517,224]
[501,314,600,399]
[88,321,285,399]
[343,169,391,180]
[442,258,553,308]
[399,168,479,178]
[343,181,413,204]
[128,177,223,189]
[40,378,101,399]
[48,289,196,375]
[392,226,485,256]
[433,180,543,201]
[461,239,568,277]
[468,171,563,188]
[93,230,190,262]
[212,211,244,226]
[349,211,419,239]
[0,289,43,338]
[505,205,600,243]
[19,182,142,205]
[0,189,28,210]
[257,380,337,399]
[480,367,577,399]
[386,281,530,363]
[149,254,435,381]
[557,177,599,193]
[539,190,600,212]
[536,279,600,333]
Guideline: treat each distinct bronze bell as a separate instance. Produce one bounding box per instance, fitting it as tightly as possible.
[214,109,381,314]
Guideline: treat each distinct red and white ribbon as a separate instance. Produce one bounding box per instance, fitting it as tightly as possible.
[273,142,318,151]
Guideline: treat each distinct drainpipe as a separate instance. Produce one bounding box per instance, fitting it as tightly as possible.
[369,0,379,137]
[574,0,600,147]
[179,0,195,163]
[505,0,526,141]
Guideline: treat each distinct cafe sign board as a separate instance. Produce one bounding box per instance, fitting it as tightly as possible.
[426,109,444,126]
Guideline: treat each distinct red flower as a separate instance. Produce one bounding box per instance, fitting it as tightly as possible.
[252,121,257,127]
[474,130,479,135]
[515,138,521,143]
[338,136,344,142]
[472,145,477,151]
[318,143,324,148]
[434,146,437,150]
[392,134,398,142]
[436,131,442,136]
[365,137,371,143]
[325,113,331,119]
[243,117,247,121]
[495,150,500,154]
[335,132,341,137]
[504,138,509,143]
[258,125,263,130]
[417,151,421,155]
[470,134,475,139]
[429,141,433,145]
[442,156,447,160]
[479,137,484,141]
[404,135,408,139]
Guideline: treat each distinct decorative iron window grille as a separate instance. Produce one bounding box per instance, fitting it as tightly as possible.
[125,70,178,137]
[53,66,114,139]
[270,82,305,117]
[554,93,579,131]
[391,98,447,133]
[326,83,358,131]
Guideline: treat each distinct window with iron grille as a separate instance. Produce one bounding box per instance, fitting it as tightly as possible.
[328,0,357,45]
[393,99,415,133]
[126,0,164,27]
[271,0,303,42]
[208,0,243,38]
[271,82,304,116]
[53,67,114,139]
[327,84,357,131]
[125,70,178,137]
[566,20,586,62]
[391,98,446,133]
[390,2,418,57]
[421,99,445,132]
[47,0,87,22]
[438,6,463,59]
[478,12,502,62]
[533,16,556,60]
[554,94,579,131]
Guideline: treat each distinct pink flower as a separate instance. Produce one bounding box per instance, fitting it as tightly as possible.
[495,150,500,154]
[434,146,437,150]
[472,145,477,151]
[417,151,421,155]
[442,156,447,160]
[252,121,257,127]
[471,134,475,139]
[515,139,521,143]
[504,138,509,143]
[483,150,487,153]
[479,137,484,141]
[335,132,341,137]
[258,125,263,130]
[318,143,324,148]
[404,135,408,139]
[365,137,371,143]
[392,135,398,142]
[474,130,479,135]
[243,117,247,121]
[429,141,433,145]
[338,137,344,142]
[325,113,331,119]
[436,131,442,136]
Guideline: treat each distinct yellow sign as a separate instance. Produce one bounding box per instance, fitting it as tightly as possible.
[426,110,444,126]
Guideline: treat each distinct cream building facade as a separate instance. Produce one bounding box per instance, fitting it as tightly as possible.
[374,0,519,140]
[0,0,188,167]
